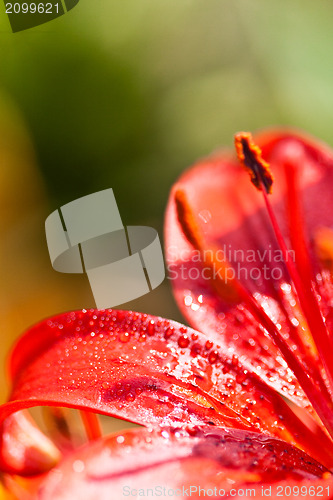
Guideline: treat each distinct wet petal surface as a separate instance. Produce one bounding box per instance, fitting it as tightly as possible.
[37,426,329,500]
[0,309,329,469]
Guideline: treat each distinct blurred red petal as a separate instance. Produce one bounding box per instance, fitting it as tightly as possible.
[0,411,60,476]
[37,426,329,500]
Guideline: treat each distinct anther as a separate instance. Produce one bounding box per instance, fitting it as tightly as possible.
[235,132,274,194]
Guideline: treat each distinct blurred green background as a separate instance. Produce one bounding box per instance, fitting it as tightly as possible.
[0,0,333,397]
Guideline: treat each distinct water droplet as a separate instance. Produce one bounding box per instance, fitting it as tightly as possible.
[147,321,155,336]
[231,355,239,366]
[208,351,218,364]
[119,332,130,343]
[164,327,174,340]
[117,311,125,321]
[235,313,243,324]
[205,340,213,350]
[190,343,201,357]
[125,393,135,402]
[281,283,291,293]
[184,295,192,307]
[178,335,190,348]
[191,303,200,311]
[236,373,247,384]
[187,426,200,437]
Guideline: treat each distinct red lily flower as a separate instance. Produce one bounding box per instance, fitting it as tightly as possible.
[1,130,333,498]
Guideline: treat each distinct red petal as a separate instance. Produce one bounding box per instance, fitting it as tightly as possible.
[165,128,333,411]
[0,309,331,470]
[37,426,328,500]
[0,411,60,476]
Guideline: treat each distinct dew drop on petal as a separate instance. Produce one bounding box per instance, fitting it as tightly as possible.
[125,393,136,402]
[208,351,218,364]
[190,343,201,357]
[119,332,130,343]
[147,321,155,336]
[205,340,213,350]
[184,295,192,307]
[178,335,190,348]
[166,327,175,340]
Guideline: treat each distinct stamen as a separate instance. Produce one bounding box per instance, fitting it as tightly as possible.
[272,286,330,400]
[235,132,333,435]
[174,186,333,439]
[175,189,240,302]
[284,156,314,286]
[282,153,333,395]
[283,158,333,390]
[314,227,333,272]
[42,407,73,448]
[235,132,274,194]
[79,410,102,441]
[175,190,206,251]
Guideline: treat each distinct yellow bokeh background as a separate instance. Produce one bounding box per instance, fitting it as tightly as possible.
[0,0,333,400]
